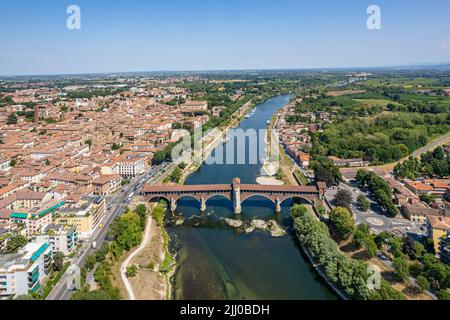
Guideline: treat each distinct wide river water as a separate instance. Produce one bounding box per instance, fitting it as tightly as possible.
[166,95,337,300]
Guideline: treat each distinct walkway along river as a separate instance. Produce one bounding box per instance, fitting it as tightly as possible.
[166,94,338,300]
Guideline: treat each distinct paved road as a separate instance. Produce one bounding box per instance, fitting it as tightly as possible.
[46,164,165,300]
[120,215,153,300]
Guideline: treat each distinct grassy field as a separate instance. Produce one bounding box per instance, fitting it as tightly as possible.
[360,77,441,88]
[353,99,400,107]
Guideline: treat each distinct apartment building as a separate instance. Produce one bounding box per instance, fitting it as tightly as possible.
[402,204,439,223]
[439,234,450,265]
[92,174,121,196]
[0,158,10,171]
[180,100,208,113]
[115,157,145,178]
[0,241,53,298]
[55,196,105,238]
[32,224,78,256]
[427,216,450,254]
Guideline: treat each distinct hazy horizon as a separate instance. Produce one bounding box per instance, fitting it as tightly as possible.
[1,0,450,76]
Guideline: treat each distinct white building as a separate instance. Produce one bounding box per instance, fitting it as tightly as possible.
[115,157,145,178]
[31,224,78,256]
[0,241,53,298]
[0,158,10,171]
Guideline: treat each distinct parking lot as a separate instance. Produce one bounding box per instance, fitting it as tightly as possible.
[324,182,423,236]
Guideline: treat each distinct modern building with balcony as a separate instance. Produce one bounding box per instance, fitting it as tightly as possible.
[31,224,78,256]
[0,241,53,298]
[55,196,105,239]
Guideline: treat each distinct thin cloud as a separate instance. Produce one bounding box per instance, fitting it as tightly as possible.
[441,35,450,51]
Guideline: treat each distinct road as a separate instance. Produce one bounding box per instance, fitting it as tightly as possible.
[120,214,153,300]
[46,164,165,300]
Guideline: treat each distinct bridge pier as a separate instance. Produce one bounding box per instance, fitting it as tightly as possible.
[170,198,177,212]
[200,197,206,212]
[233,178,242,214]
[275,197,281,213]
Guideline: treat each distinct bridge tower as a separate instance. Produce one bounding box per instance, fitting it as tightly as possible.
[232,177,242,214]
[275,197,281,213]
[170,197,177,212]
[200,196,206,212]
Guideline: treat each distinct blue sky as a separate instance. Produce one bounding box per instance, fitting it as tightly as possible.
[0,0,449,75]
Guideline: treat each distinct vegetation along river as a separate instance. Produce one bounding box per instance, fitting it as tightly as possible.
[166,94,338,300]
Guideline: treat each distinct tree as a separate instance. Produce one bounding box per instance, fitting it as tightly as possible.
[352,224,377,258]
[292,204,403,300]
[364,237,378,258]
[6,113,17,125]
[85,254,97,271]
[9,159,17,167]
[334,189,352,209]
[409,262,424,278]
[313,165,341,188]
[71,288,116,300]
[5,235,28,253]
[126,264,139,278]
[357,194,370,211]
[437,290,450,300]
[374,189,399,217]
[403,238,425,260]
[416,275,430,293]
[53,252,65,271]
[329,207,355,241]
[111,143,122,150]
[169,167,182,183]
[135,204,147,227]
[14,294,35,300]
[393,256,410,282]
[420,194,435,205]
[353,224,370,248]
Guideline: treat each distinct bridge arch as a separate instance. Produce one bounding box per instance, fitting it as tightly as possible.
[205,194,232,203]
[176,195,201,205]
[147,195,171,204]
[241,194,276,204]
[280,195,315,206]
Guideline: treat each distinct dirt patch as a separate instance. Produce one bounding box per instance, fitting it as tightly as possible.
[129,269,166,300]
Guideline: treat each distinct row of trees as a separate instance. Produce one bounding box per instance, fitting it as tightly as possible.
[356,170,399,217]
[310,155,342,187]
[394,146,449,179]
[292,205,405,300]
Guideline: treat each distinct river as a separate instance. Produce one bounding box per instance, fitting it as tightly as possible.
[166,94,337,300]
